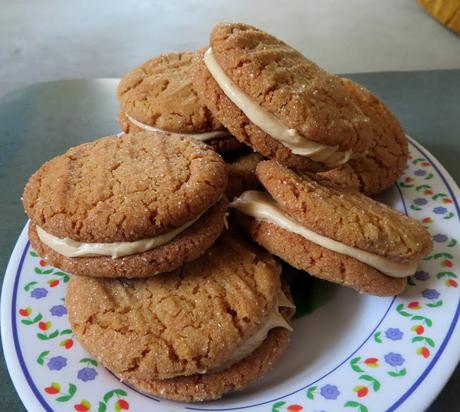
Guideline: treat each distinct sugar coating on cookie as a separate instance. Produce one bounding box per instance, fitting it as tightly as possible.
[238,215,406,296]
[319,78,408,195]
[256,161,432,261]
[117,326,291,402]
[193,23,374,170]
[117,52,223,134]
[66,233,293,385]
[23,132,227,243]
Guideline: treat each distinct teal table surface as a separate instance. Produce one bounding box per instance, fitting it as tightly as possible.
[1,71,460,411]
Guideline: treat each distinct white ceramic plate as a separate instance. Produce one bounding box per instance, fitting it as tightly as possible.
[2,138,460,412]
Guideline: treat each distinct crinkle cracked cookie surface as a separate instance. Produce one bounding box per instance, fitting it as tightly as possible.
[28,198,228,278]
[117,52,223,134]
[23,132,227,242]
[193,23,374,170]
[239,216,406,296]
[319,78,408,195]
[117,326,290,401]
[256,160,433,261]
[66,233,285,381]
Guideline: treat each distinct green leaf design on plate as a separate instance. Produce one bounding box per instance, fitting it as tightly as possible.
[37,329,59,340]
[359,374,380,391]
[103,390,115,404]
[411,315,433,327]
[54,271,70,282]
[272,401,286,411]
[396,304,412,317]
[24,281,38,292]
[427,300,443,308]
[80,357,98,366]
[60,329,73,335]
[350,357,364,372]
[424,252,453,260]
[56,383,76,402]
[98,402,107,412]
[306,386,317,400]
[388,368,406,377]
[41,268,54,275]
[416,184,431,192]
[373,331,383,343]
[36,351,50,365]
[447,238,458,247]
[437,272,457,279]
[344,400,368,412]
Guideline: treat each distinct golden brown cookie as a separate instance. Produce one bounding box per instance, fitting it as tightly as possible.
[230,160,433,296]
[239,217,406,296]
[23,132,228,277]
[192,23,374,171]
[66,233,294,400]
[121,326,290,402]
[117,52,243,153]
[257,161,432,260]
[225,151,263,200]
[318,78,409,195]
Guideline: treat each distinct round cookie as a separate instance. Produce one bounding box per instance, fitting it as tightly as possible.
[117,51,243,153]
[225,151,264,200]
[192,23,374,171]
[318,77,409,195]
[231,160,433,296]
[257,161,432,261]
[239,216,406,296]
[66,233,294,400]
[23,132,228,277]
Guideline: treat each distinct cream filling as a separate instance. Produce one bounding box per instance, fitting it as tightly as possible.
[203,48,353,167]
[125,113,232,141]
[230,191,418,278]
[212,289,294,372]
[36,212,203,259]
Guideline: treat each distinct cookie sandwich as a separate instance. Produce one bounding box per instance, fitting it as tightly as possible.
[231,160,433,296]
[193,22,375,171]
[319,78,409,195]
[118,51,243,153]
[23,132,228,278]
[66,233,295,401]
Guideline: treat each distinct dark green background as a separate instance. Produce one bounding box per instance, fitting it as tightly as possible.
[1,72,459,411]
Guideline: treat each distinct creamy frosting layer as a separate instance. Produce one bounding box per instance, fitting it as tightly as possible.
[36,212,203,259]
[230,191,418,278]
[212,289,293,372]
[125,113,232,141]
[203,48,353,167]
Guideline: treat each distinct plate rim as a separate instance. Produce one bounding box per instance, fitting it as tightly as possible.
[2,137,460,412]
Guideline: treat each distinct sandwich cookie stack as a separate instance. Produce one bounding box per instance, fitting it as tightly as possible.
[23,130,295,401]
[192,22,409,195]
[23,132,228,278]
[66,233,294,402]
[22,20,434,403]
[231,161,433,296]
[192,22,432,295]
